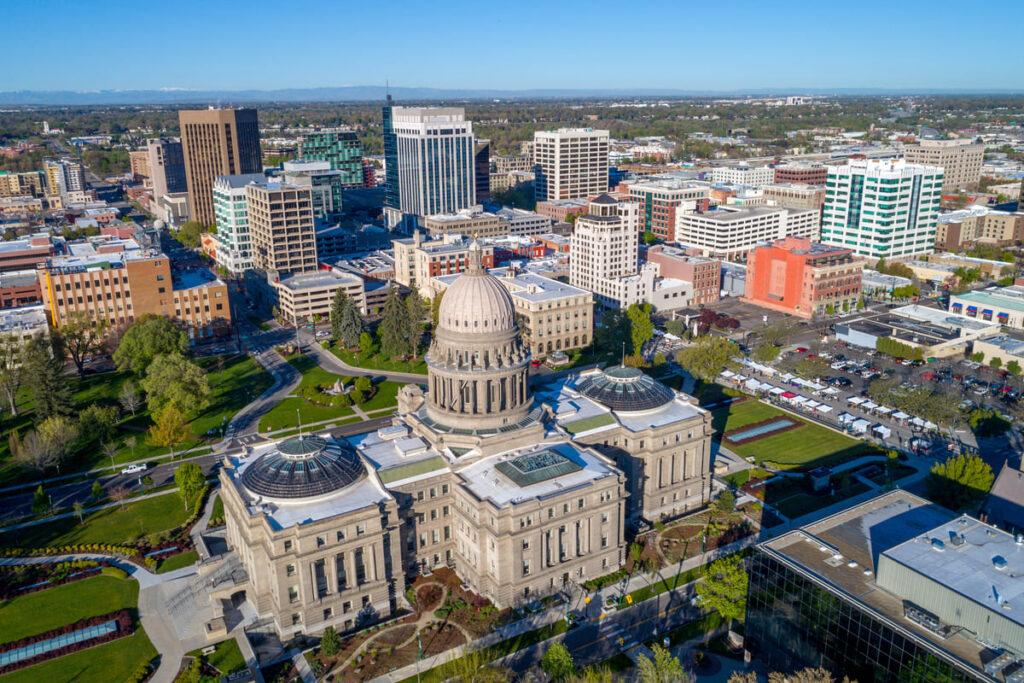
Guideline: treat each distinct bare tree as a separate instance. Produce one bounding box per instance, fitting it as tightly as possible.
[124,435,137,460]
[73,500,85,525]
[0,334,24,418]
[119,381,143,417]
[14,432,58,480]
[60,312,108,378]
[110,484,130,510]
[102,442,119,468]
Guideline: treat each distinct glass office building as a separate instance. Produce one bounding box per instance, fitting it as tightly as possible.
[299,129,364,188]
[747,490,1020,683]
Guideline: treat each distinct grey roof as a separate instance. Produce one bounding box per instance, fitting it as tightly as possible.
[577,365,676,412]
[983,464,1024,533]
[590,193,618,205]
[214,173,267,189]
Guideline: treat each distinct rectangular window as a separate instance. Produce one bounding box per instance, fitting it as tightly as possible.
[286,564,296,576]
[284,540,293,552]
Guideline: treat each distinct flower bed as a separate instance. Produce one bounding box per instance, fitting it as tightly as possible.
[0,560,106,599]
[0,608,134,675]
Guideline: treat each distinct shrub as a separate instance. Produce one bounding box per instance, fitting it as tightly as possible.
[101,566,129,579]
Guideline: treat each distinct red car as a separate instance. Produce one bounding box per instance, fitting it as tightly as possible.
[807,353,817,359]
[795,347,809,353]
[530,360,542,367]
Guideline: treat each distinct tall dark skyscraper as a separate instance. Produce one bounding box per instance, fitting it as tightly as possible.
[179,108,261,226]
[475,139,491,203]
[382,95,399,211]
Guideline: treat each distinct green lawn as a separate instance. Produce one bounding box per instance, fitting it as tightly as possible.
[711,399,875,470]
[190,355,275,437]
[361,381,403,412]
[0,627,156,683]
[248,315,271,331]
[332,348,427,375]
[0,575,138,643]
[773,483,871,519]
[188,638,247,675]
[206,495,224,529]
[0,491,193,550]
[156,550,199,574]
[258,397,354,432]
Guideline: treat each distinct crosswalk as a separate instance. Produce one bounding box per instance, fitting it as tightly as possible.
[597,615,656,664]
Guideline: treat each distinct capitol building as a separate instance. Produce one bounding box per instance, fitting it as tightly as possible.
[220,242,712,638]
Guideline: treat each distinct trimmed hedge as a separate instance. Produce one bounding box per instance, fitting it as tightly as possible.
[0,561,109,599]
[0,608,134,675]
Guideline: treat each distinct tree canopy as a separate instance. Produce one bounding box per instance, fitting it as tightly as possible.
[627,303,655,356]
[926,453,994,511]
[114,314,189,374]
[176,220,205,249]
[174,462,206,512]
[330,289,366,348]
[59,312,108,378]
[540,642,574,681]
[636,644,689,683]
[676,336,738,382]
[378,285,413,358]
[148,405,190,459]
[23,333,72,419]
[141,353,211,414]
[696,554,748,625]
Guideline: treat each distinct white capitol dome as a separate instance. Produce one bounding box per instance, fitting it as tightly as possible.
[437,243,516,334]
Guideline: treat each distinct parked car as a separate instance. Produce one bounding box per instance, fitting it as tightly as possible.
[121,463,147,475]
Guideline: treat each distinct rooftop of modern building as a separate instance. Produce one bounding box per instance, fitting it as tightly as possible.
[0,269,40,287]
[953,287,1024,314]
[173,268,225,291]
[682,205,789,222]
[272,268,363,292]
[213,173,268,189]
[536,198,590,208]
[348,426,452,488]
[976,333,1024,356]
[759,490,1001,676]
[626,177,708,191]
[0,304,47,333]
[424,210,499,223]
[932,252,1016,268]
[763,182,826,192]
[830,158,945,175]
[434,267,590,303]
[758,237,854,258]
[492,206,548,220]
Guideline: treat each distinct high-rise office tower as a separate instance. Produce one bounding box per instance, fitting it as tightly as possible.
[246,181,318,275]
[474,139,491,203]
[44,159,86,198]
[179,108,261,226]
[298,129,364,188]
[213,173,265,274]
[145,138,187,199]
[822,158,943,260]
[382,99,476,227]
[903,139,984,193]
[533,128,609,202]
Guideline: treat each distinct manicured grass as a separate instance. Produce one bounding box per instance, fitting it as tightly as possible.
[0,575,138,643]
[721,468,772,488]
[190,355,275,437]
[287,354,347,392]
[563,413,617,435]
[258,397,354,432]
[773,483,871,519]
[156,550,199,574]
[0,491,193,550]
[206,494,224,529]
[188,637,246,674]
[0,627,157,683]
[711,399,873,470]
[332,348,427,375]
[361,381,403,412]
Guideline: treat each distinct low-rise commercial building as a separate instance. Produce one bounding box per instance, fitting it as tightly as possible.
[0,304,48,343]
[0,270,42,308]
[269,268,373,325]
[950,286,1024,330]
[621,179,710,241]
[762,183,826,211]
[0,235,58,273]
[836,304,997,357]
[645,245,721,306]
[935,207,1024,250]
[675,205,820,260]
[744,238,862,318]
[972,333,1024,368]
[421,210,506,239]
[535,198,590,223]
[860,269,914,296]
[772,162,828,185]
[489,171,534,193]
[492,207,551,236]
[930,252,1014,280]
[393,232,495,297]
[711,164,774,187]
[38,241,231,339]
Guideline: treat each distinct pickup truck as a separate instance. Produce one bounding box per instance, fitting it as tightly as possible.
[121,463,147,475]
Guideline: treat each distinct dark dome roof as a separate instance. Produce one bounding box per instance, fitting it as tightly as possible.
[577,366,675,412]
[241,435,365,500]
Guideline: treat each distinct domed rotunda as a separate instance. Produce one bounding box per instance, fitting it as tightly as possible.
[240,434,365,501]
[425,241,532,430]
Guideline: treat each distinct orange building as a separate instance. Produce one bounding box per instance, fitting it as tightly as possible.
[743,237,862,319]
[38,242,231,340]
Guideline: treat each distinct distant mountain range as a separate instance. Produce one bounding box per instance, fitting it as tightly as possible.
[0,86,1021,106]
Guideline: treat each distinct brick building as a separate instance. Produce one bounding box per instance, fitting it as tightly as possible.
[645,245,721,306]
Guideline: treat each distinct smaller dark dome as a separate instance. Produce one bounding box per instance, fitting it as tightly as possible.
[577,366,676,412]
[241,435,365,500]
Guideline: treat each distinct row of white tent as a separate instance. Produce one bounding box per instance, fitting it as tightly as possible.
[846,396,938,430]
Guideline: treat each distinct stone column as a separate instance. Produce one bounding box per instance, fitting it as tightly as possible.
[328,552,339,595]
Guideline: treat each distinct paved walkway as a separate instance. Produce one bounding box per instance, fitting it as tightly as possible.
[225,348,301,439]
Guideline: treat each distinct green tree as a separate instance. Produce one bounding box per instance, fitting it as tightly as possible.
[320,625,341,657]
[22,333,72,419]
[174,462,206,512]
[37,415,80,472]
[541,642,574,680]
[141,353,211,414]
[358,331,375,355]
[990,357,1003,370]
[114,314,189,374]
[752,344,780,363]
[148,405,190,460]
[406,289,427,356]
[696,554,748,627]
[664,319,687,338]
[970,351,985,363]
[595,308,631,360]
[714,489,736,516]
[636,644,688,683]
[431,289,445,327]
[91,479,103,500]
[926,453,994,511]
[627,303,655,356]
[378,285,411,358]
[677,336,738,382]
[1007,360,1022,376]
[31,485,49,514]
[177,220,205,249]
[78,404,120,445]
[330,289,366,348]
[59,312,108,378]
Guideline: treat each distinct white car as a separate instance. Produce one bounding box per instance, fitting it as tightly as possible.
[121,463,147,475]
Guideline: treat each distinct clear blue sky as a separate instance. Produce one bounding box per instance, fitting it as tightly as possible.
[5,0,1020,92]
